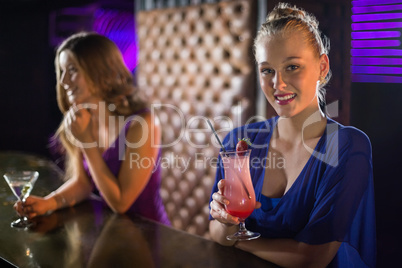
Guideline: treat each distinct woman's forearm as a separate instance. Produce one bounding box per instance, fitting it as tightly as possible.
[46,176,92,211]
[210,219,340,268]
[235,237,340,268]
[81,146,125,212]
[209,220,238,246]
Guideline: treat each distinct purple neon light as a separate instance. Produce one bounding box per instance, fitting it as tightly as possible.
[352,40,401,48]
[352,74,402,83]
[351,49,402,56]
[351,0,402,83]
[353,0,402,7]
[123,43,138,72]
[352,4,402,14]
[352,13,402,22]
[351,66,402,75]
[352,31,401,39]
[352,57,402,65]
[93,9,138,71]
[352,22,402,31]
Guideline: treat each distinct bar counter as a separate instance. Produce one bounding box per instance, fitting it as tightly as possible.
[0,151,278,268]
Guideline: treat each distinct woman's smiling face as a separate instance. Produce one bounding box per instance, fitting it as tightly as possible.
[255,31,328,119]
[58,50,94,106]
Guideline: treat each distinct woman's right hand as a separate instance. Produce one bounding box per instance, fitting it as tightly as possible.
[209,179,240,226]
[64,104,94,145]
[14,195,57,219]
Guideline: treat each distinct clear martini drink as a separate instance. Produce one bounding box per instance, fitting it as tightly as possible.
[3,171,38,228]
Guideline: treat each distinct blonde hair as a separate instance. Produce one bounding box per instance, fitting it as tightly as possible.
[53,32,147,178]
[254,3,331,110]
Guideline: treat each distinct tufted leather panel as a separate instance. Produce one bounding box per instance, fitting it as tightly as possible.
[137,0,256,238]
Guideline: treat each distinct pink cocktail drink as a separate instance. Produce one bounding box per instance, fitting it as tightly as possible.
[220,149,260,241]
[223,154,256,220]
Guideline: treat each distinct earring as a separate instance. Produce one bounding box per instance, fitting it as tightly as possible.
[319,76,326,85]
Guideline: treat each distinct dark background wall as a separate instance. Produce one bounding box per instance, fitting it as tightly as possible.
[0,0,400,267]
[350,82,402,267]
[0,1,59,157]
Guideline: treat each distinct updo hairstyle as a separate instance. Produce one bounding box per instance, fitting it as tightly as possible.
[254,3,331,110]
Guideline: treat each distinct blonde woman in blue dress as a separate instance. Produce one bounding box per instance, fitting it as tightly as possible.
[209,3,376,268]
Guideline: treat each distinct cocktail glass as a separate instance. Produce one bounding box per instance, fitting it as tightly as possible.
[220,149,260,241]
[3,171,39,228]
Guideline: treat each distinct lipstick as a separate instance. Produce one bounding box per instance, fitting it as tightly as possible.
[275,93,296,105]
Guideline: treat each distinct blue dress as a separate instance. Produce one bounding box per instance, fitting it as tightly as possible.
[210,117,376,267]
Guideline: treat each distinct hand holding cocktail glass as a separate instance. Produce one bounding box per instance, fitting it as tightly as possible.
[207,120,260,241]
[219,149,260,240]
[3,171,39,229]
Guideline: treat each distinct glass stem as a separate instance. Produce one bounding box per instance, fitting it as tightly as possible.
[238,220,247,233]
[21,199,28,222]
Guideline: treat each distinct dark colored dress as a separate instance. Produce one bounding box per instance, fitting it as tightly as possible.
[83,110,170,225]
[210,117,376,267]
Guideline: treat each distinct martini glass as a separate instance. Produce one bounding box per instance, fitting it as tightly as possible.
[3,171,39,228]
[220,149,260,241]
